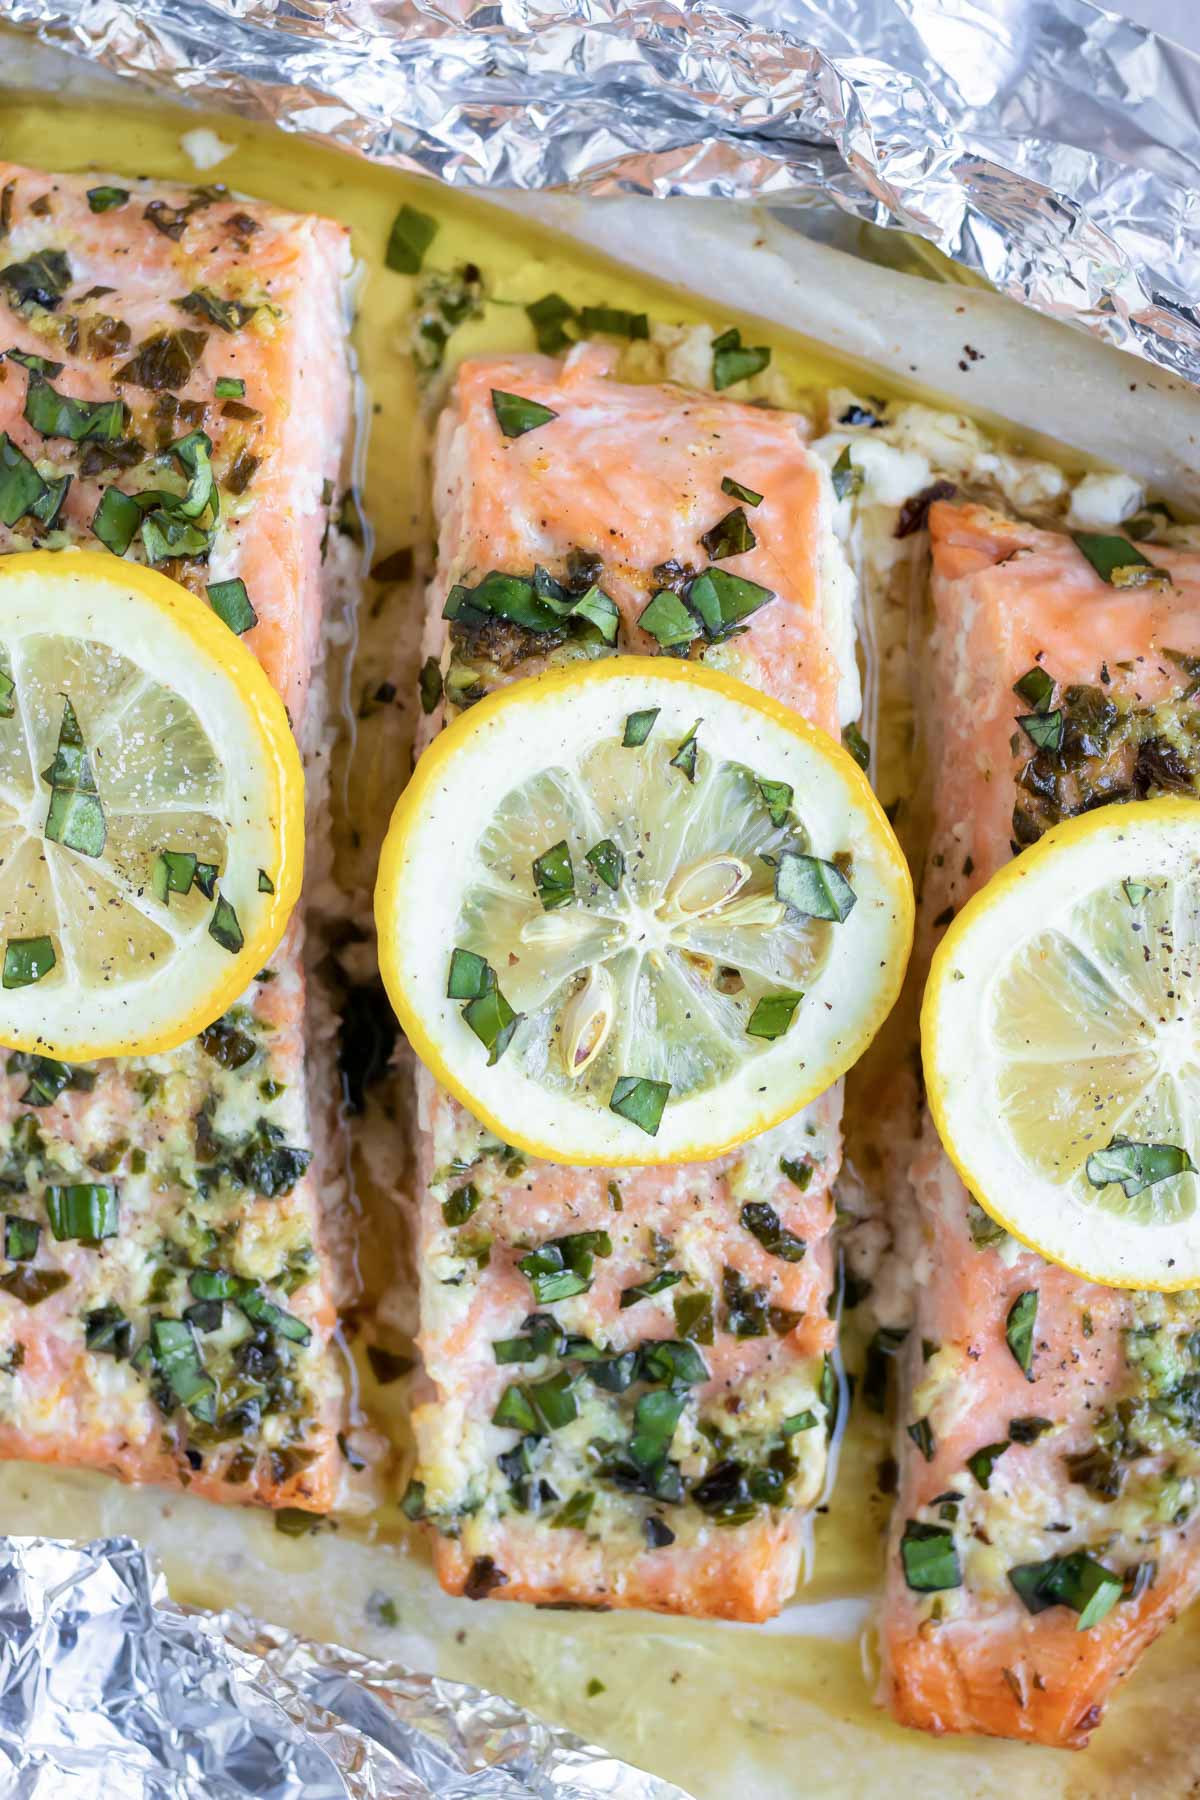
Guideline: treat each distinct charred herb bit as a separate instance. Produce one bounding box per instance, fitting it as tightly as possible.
[176,288,258,333]
[739,1201,807,1262]
[1134,735,1195,799]
[24,373,123,444]
[207,578,257,635]
[44,1183,118,1243]
[1008,1414,1053,1444]
[1013,665,1055,712]
[839,402,883,428]
[1008,1551,1122,1630]
[776,850,856,923]
[1063,1442,1124,1501]
[721,1265,769,1339]
[0,183,13,241]
[687,567,774,639]
[1085,1136,1194,1199]
[491,389,558,439]
[1072,531,1170,591]
[711,326,771,392]
[526,292,575,354]
[895,480,956,539]
[585,838,624,891]
[0,248,71,313]
[610,1076,671,1138]
[366,1343,414,1385]
[1006,1288,1039,1381]
[0,432,51,528]
[385,204,438,275]
[637,587,702,652]
[198,1015,258,1070]
[967,1439,1010,1490]
[0,1266,69,1305]
[532,839,575,911]
[831,446,862,501]
[900,1520,961,1592]
[7,1052,96,1108]
[43,696,105,858]
[115,329,208,393]
[700,506,756,562]
[862,1325,908,1413]
[721,475,763,508]
[226,450,260,496]
[464,1556,509,1600]
[209,894,244,955]
[907,1418,936,1462]
[746,991,804,1041]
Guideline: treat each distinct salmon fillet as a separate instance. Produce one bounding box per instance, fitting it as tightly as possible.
[880,499,1200,1744]
[0,163,352,1510]
[409,344,858,1617]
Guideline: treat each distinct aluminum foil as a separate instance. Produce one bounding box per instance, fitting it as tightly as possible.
[0,1536,692,1798]
[1,0,1199,381]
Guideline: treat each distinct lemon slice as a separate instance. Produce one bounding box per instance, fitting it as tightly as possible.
[0,551,303,1060]
[923,797,1200,1289]
[375,657,913,1166]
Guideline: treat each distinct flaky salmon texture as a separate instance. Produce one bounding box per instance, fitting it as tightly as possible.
[410,344,859,1618]
[881,500,1200,1747]
[0,163,353,1509]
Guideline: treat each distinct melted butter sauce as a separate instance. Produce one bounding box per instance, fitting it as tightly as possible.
[0,82,1196,1800]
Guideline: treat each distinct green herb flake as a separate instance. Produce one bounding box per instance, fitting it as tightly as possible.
[0,1267,68,1305]
[610,1075,671,1137]
[91,486,141,557]
[0,431,49,528]
[385,204,438,276]
[712,326,771,391]
[257,869,274,894]
[968,1440,1010,1490]
[907,1418,936,1462]
[1017,709,1064,753]
[755,776,793,827]
[399,1479,426,1520]
[30,473,69,529]
[841,723,870,772]
[215,375,245,399]
[447,947,492,1000]
[0,248,71,312]
[463,982,521,1065]
[1085,1135,1195,1199]
[2,936,55,990]
[1122,879,1150,907]
[585,838,624,890]
[900,1520,961,1592]
[1005,1288,1039,1381]
[738,1200,806,1263]
[1008,1551,1122,1630]
[24,373,124,444]
[673,1289,714,1343]
[526,292,575,354]
[565,583,620,645]
[669,719,701,783]
[721,475,763,507]
[532,839,575,911]
[620,1269,683,1308]
[208,893,245,955]
[1013,666,1055,711]
[4,1215,39,1261]
[44,1182,118,1243]
[418,656,443,714]
[579,304,648,339]
[42,696,105,858]
[207,577,257,635]
[782,1409,818,1435]
[630,1386,687,1469]
[1073,531,1170,591]
[700,506,756,562]
[637,588,701,651]
[0,668,13,719]
[745,990,804,1041]
[831,445,862,501]
[551,1489,596,1530]
[87,186,130,213]
[780,1156,813,1190]
[776,850,856,922]
[152,849,198,904]
[491,389,558,439]
[442,1182,479,1227]
[687,567,775,638]
[622,707,660,746]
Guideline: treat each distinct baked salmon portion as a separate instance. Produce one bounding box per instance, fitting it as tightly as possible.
[408,344,859,1618]
[0,163,353,1510]
[880,499,1200,1744]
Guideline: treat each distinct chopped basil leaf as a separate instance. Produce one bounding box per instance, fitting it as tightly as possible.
[42,696,106,858]
[85,1303,134,1357]
[668,719,700,783]
[746,991,804,1041]
[630,1386,687,1471]
[622,707,659,746]
[610,1075,671,1137]
[831,446,862,500]
[1017,708,1064,752]
[447,947,492,1000]
[215,375,245,398]
[4,1215,39,1261]
[1006,1288,1039,1380]
[518,1231,612,1304]
[526,292,575,353]
[87,186,130,213]
[494,1369,578,1433]
[1013,666,1054,711]
[551,1489,596,1529]
[967,1440,1010,1489]
[208,893,244,954]
[463,981,521,1064]
[442,1183,479,1227]
[0,248,71,312]
[640,1338,709,1386]
[24,373,123,443]
[2,935,55,990]
[31,473,69,528]
[841,723,870,772]
[207,577,257,635]
[5,349,63,377]
[637,587,701,650]
[418,656,443,714]
[900,1520,961,1592]
[711,326,771,391]
[385,204,438,275]
[491,389,558,439]
[150,1317,216,1418]
[782,1409,818,1434]
[620,1269,683,1308]
[907,1418,935,1462]
[257,869,274,895]
[585,838,624,890]
[780,1156,813,1190]
[44,1182,118,1242]
[687,567,774,638]
[1122,879,1150,906]
[183,1298,223,1334]
[91,486,142,556]
[566,583,619,645]
[444,569,563,633]
[152,849,198,904]
[721,475,763,507]
[1085,1135,1195,1199]
[532,839,575,911]
[194,861,218,899]
[1073,531,1170,590]
[700,506,756,561]
[755,776,792,826]
[0,431,49,527]
[579,304,648,338]
[0,669,13,719]
[1008,1551,1121,1630]
[236,1288,312,1344]
[673,1290,714,1343]
[176,288,258,333]
[776,851,856,922]
[739,1201,806,1262]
